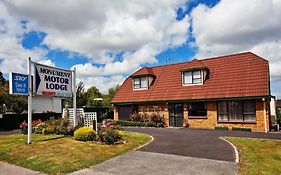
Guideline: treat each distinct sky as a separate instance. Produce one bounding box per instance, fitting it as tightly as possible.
[0,0,280,97]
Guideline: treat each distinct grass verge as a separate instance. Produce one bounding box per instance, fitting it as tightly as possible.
[227,137,281,175]
[0,131,151,174]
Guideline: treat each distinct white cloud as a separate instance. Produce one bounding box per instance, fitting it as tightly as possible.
[0,2,53,74]
[1,0,190,91]
[191,0,281,98]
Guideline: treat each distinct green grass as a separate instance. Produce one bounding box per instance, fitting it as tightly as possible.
[227,137,281,175]
[0,132,151,174]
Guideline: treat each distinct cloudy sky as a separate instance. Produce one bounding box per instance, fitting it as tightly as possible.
[0,0,280,97]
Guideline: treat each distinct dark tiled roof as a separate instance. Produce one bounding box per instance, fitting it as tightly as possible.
[112,52,270,103]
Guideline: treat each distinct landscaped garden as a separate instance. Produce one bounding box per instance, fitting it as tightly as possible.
[0,116,151,174]
[227,137,281,175]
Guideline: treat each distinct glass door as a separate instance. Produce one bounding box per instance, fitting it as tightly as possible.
[168,103,183,127]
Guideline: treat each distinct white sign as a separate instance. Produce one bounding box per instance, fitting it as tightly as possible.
[34,63,72,97]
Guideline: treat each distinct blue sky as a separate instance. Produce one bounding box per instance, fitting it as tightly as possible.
[0,0,280,97]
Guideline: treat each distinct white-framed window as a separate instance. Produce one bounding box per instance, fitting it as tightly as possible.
[183,70,202,85]
[133,76,148,89]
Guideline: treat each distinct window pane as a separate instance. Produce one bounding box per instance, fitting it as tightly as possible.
[193,70,201,78]
[218,101,228,121]
[140,77,147,88]
[134,78,140,89]
[134,78,140,85]
[243,100,256,121]
[184,72,192,84]
[228,101,243,121]
[188,102,207,116]
[218,114,228,121]
[192,70,202,83]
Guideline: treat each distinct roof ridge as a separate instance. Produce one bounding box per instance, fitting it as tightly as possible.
[149,51,254,69]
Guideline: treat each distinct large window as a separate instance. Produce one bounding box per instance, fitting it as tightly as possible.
[217,100,256,122]
[188,102,207,116]
[133,76,148,89]
[183,70,202,85]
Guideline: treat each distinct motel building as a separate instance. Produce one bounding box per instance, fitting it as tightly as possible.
[111,52,277,132]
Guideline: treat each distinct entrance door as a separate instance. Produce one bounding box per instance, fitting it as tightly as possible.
[168,103,183,127]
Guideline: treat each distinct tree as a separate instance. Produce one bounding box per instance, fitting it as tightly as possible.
[102,85,120,109]
[0,71,5,87]
[76,81,87,107]
[85,86,102,107]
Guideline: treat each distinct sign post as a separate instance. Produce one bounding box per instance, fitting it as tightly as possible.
[72,68,76,127]
[27,57,32,144]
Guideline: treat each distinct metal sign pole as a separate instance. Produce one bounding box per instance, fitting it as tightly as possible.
[27,57,32,144]
[72,68,77,127]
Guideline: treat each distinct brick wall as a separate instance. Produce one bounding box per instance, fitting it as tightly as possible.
[114,99,269,132]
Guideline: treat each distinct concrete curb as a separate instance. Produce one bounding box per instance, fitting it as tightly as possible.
[134,135,154,151]
[219,137,239,163]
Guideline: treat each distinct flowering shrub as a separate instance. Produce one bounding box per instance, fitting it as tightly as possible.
[97,127,122,144]
[74,127,96,141]
[19,119,45,134]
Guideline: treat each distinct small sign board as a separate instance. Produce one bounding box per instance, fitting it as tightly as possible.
[34,63,72,97]
[9,72,29,95]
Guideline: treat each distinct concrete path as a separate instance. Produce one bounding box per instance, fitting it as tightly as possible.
[68,151,237,175]
[0,161,44,175]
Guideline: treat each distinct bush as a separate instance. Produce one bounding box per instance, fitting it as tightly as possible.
[97,127,122,144]
[214,126,228,130]
[74,127,96,141]
[42,126,56,134]
[232,127,252,132]
[149,113,166,127]
[130,113,149,122]
[33,123,48,134]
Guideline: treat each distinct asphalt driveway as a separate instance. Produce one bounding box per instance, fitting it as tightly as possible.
[125,127,281,162]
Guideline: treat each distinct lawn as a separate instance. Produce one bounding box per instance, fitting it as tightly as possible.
[0,131,151,174]
[227,137,281,175]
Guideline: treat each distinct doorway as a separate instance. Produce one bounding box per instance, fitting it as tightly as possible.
[168,103,184,127]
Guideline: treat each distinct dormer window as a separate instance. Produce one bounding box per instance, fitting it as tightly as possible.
[183,70,203,85]
[133,76,148,89]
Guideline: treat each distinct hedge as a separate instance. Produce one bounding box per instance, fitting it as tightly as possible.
[232,127,252,132]
[107,120,162,128]
[0,113,61,131]
[214,126,228,130]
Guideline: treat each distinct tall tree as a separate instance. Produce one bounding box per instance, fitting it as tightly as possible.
[76,81,87,107]
[102,85,120,109]
[85,86,102,107]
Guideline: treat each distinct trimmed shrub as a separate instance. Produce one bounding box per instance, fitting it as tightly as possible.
[74,127,96,141]
[97,127,122,144]
[232,127,252,132]
[214,126,228,130]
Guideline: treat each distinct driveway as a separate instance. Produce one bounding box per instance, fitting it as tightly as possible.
[125,127,281,162]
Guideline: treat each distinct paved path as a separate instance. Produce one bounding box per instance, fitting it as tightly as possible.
[69,151,237,175]
[0,161,44,175]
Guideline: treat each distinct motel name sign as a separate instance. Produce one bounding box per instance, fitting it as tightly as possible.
[35,63,72,97]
